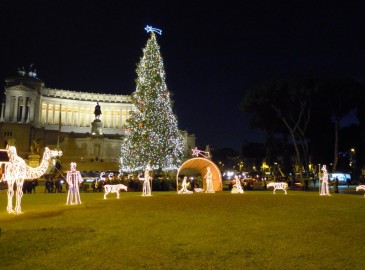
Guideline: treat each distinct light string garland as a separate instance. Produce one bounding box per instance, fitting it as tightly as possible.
[120,27,184,173]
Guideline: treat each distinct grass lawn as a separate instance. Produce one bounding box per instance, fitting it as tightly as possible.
[0,189,364,270]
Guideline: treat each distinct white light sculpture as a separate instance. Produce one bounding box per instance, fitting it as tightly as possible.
[267,182,288,194]
[320,165,331,196]
[66,162,83,205]
[104,184,128,199]
[204,167,215,193]
[1,146,62,214]
[144,25,162,35]
[192,147,210,158]
[356,185,365,197]
[178,176,193,194]
[231,175,244,194]
[139,162,152,196]
[194,188,204,193]
[99,171,106,181]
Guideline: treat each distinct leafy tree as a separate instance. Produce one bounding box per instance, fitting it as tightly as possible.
[242,77,320,181]
[319,79,365,171]
[120,31,184,173]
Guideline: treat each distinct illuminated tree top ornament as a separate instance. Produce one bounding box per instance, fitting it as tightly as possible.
[145,25,162,35]
[1,146,62,214]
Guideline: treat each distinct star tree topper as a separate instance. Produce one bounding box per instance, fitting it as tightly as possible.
[145,25,162,35]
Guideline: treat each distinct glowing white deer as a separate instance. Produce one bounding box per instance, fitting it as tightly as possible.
[2,146,62,214]
[267,182,288,194]
[356,185,365,197]
[104,184,128,199]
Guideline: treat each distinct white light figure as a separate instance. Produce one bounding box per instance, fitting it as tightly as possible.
[320,165,331,196]
[267,182,288,194]
[178,176,193,194]
[204,167,215,193]
[231,175,244,194]
[191,147,210,158]
[142,162,152,196]
[108,172,114,180]
[144,25,162,35]
[356,185,365,197]
[1,146,62,214]
[66,162,83,205]
[104,184,128,199]
[99,171,106,181]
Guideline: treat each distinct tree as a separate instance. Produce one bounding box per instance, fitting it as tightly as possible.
[119,31,184,173]
[319,79,364,171]
[242,77,320,181]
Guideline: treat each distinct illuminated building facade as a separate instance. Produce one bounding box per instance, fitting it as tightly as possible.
[0,70,195,171]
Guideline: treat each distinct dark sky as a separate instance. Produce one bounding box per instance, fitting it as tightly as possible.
[1,0,364,151]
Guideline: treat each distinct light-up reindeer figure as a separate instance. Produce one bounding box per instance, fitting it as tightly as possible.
[2,146,62,214]
[66,162,83,205]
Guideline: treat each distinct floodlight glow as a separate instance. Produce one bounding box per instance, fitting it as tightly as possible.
[1,146,62,214]
[267,182,288,194]
[104,184,127,199]
[66,162,83,205]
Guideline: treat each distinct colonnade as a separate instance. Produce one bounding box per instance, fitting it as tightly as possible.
[40,102,132,129]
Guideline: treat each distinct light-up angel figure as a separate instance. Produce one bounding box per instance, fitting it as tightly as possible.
[178,176,193,194]
[66,162,83,205]
[142,162,152,196]
[204,167,215,193]
[320,165,331,196]
[231,175,244,194]
[1,146,62,214]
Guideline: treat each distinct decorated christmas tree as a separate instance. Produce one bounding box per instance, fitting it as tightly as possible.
[119,27,184,173]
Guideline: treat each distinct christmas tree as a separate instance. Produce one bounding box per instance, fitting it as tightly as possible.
[120,27,184,173]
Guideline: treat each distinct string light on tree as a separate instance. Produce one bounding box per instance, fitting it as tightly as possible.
[120,26,184,173]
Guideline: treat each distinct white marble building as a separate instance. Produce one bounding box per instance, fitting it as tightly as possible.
[0,70,195,172]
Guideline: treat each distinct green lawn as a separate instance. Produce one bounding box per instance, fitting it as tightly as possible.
[0,189,364,270]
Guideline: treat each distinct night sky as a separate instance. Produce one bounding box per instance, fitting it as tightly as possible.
[1,0,364,151]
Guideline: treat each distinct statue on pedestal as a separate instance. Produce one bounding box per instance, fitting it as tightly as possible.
[94,102,102,120]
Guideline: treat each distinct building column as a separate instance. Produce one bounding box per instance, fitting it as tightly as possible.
[12,96,19,122]
[28,98,33,123]
[77,106,81,127]
[0,102,5,121]
[21,96,26,122]
[113,109,116,128]
[45,103,49,124]
[4,95,12,121]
